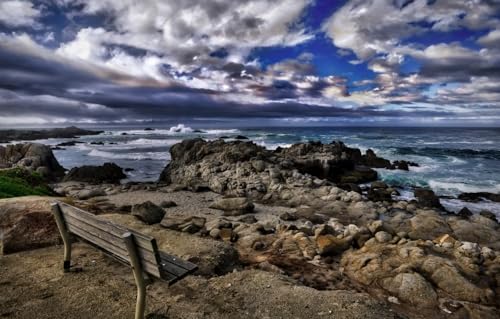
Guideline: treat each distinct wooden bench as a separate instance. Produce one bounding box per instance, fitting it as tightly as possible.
[50,201,197,319]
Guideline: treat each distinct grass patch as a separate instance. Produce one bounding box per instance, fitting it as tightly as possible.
[0,168,56,199]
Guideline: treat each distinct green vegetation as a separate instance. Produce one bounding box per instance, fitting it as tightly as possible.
[0,168,55,199]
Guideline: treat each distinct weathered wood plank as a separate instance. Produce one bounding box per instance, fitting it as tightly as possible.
[159,251,198,272]
[55,201,197,282]
[63,214,160,266]
[58,202,156,250]
[65,223,168,279]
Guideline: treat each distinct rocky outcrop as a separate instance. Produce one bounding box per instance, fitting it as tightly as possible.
[0,126,101,143]
[63,162,126,184]
[458,192,500,203]
[0,143,65,180]
[159,139,412,205]
[414,188,443,209]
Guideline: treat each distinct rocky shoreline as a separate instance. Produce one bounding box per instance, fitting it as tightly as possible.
[0,126,101,144]
[1,138,499,318]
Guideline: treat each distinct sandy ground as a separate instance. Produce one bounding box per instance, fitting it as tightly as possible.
[101,189,292,226]
[0,243,401,319]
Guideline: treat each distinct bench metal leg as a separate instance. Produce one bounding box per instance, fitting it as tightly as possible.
[51,203,72,272]
[123,232,146,319]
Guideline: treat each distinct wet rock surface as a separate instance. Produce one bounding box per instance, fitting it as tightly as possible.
[0,143,65,180]
[63,162,126,184]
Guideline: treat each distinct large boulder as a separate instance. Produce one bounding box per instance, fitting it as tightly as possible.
[414,188,443,209]
[131,201,166,225]
[0,196,61,254]
[408,210,451,240]
[209,197,255,216]
[63,162,126,184]
[458,192,500,203]
[381,272,437,307]
[0,143,64,180]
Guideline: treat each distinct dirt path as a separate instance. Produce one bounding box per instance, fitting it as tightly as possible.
[0,243,401,319]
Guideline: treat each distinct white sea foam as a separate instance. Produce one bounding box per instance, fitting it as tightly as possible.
[428,180,500,194]
[88,149,169,161]
[167,124,193,133]
[446,156,467,164]
[124,138,181,146]
[441,198,500,215]
[255,141,292,150]
[106,124,240,136]
[203,129,240,134]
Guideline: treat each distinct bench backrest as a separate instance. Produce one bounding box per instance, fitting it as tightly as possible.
[54,201,197,284]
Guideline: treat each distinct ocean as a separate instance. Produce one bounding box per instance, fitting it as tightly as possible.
[6,124,500,215]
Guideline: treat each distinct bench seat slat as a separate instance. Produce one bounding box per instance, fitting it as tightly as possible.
[159,251,198,272]
[66,223,176,280]
[59,202,156,251]
[63,214,161,266]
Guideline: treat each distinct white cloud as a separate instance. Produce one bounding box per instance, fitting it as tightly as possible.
[0,0,42,27]
[478,29,500,48]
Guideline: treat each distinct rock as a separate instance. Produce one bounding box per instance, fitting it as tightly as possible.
[238,215,257,224]
[131,201,166,225]
[338,183,362,193]
[433,234,456,246]
[57,141,82,147]
[414,188,443,209]
[362,149,391,168]
[63,162,126,184]
[1,211,60,254]
[0,143,64,180]
[316,235,350,255]
[479,210,498,222]
[314,224,335,238]
[367,220,383,234]
[219,228,238,242]
[279,212,298,221]
[374,231,392,243]
[371,181,388,189]
[381,272,437,307]
[367,188,392,202]
[209,197,254,215]
[160,216,206,233]
[0,126,101,143]
[159,139,404,204]
[179,217,206,233]
[408,211,451,240]
[256,223,276,235]
[448,216,500,250]
[457,206,473,218]
[159,200,177,208]
[234,135,249,140]
[421,256,494,303]
[458,192,500,203]
[75,188,106,200]
[0,196,61,254]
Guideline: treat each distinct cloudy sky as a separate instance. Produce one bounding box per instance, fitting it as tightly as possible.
[0,0,499,127]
